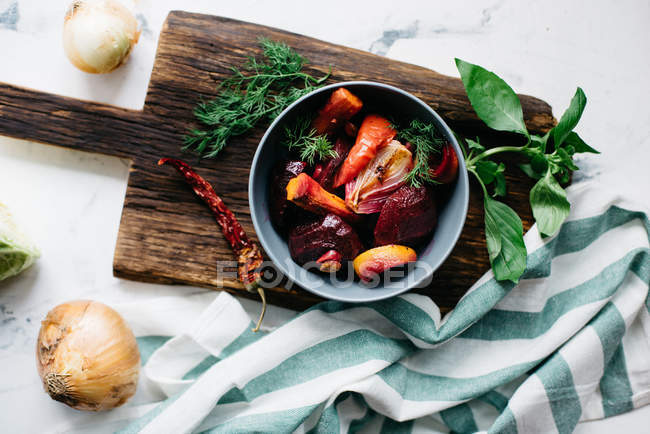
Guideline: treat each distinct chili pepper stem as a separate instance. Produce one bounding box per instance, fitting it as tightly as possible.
[252,286,267,333]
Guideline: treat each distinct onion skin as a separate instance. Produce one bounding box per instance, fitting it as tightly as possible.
[36,300,140,411]
[345,140,413,214]
[63,1,140,74]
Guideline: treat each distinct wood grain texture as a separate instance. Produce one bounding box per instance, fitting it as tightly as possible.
[0,11,556,312]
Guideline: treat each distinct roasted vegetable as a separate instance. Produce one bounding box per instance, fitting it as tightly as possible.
[334,114,397,188]
[312,137,352,191]
[345,140,413,214]
[374,185,437,247]
[344,121,358,138]
[353,245,417,282]
[270,160,308,230]
[316,250,344,272]
[286,173,359,223]
[428,143,459,184]
[289,214,362,269]
[312,88,363,136]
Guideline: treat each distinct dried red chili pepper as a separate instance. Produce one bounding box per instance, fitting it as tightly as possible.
[158,158,266,332]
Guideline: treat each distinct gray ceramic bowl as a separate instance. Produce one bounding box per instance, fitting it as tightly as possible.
[249,81,469,303]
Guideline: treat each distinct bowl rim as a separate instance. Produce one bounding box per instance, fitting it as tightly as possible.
[249,80,469,303]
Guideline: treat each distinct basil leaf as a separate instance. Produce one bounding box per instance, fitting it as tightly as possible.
[564,131,599,154]
[493,163,507,197]
[476,160,498,184]
[530,151,549,174]
[552,87,586,148]
[466,138,485,152]
[455,58,529,137]
[556,148,579,171]
[476,160,507,197]
[518,163,542,180]
[530,169,570,237]
[484,196,527,282]
[565,144,576,156]
[530,133,549,152]
[558,169,570,185]
[484,197,502,261]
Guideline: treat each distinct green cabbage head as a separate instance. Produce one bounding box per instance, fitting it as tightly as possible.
[0,203,40,281]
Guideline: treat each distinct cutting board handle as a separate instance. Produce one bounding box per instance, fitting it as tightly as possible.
[0,82,150,159]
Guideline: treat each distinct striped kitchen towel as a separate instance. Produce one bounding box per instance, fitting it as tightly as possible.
[53,181,650,433]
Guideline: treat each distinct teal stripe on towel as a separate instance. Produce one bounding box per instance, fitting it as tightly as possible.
[461,248,649,341]
[199,404,319,434]
[600,345,634,416]
[440,403,478,434]
[348,394,378,434]
[307,392,351,434]
[378,360,537,402]
[203,330,412,407]
[488,407,518,434]
[479,391,510,412]
[380,417,414,434]
[183,355,219,380]
[182,323,265,380]
[591,302,634,417]
[117,391,184,434]
[536,354,581,434]
[136,336,171,365]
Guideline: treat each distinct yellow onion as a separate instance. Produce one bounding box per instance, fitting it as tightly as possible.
[63,0,140,73]
[345,140,413,214]
[36,300,140,411]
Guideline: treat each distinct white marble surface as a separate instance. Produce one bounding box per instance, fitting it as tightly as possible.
[0,0,649,432]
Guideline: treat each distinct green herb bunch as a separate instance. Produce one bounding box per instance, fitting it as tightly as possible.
[455,59,599,283]
[185,38,330,158]
[280,115,337,165]
[398,120,445,188]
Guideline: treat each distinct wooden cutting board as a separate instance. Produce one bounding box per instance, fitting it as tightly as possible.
[0,11,555,312]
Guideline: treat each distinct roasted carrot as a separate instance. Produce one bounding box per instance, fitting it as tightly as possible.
[311,88,363,136]
[286,173,360,223]
[333,114,396,188]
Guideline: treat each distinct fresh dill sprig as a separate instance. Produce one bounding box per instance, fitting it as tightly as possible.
[398,119,445,188]
[184,38,331,158]
[281,115,337,165]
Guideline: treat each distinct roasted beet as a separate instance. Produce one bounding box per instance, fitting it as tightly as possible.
[313,137,352,191]
[374,185,437,247]
[270,160,307,230]
[289,214,363,267]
